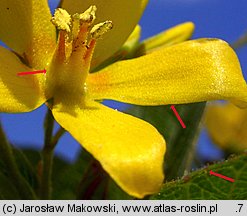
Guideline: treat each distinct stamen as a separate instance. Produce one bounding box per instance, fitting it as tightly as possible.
[90,21,113,39]
[57,31,66,62]
[71,5,96,37]
[47,5,114,102]
[51,8,72,32]
[72,25,88,53]
[68,6,97,54]
[78,5,97,24]
[84,39,97,67]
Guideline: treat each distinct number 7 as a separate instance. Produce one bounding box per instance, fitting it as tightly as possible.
[238,204,243,212]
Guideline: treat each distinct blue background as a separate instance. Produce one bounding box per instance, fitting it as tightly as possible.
[1,0,247,162]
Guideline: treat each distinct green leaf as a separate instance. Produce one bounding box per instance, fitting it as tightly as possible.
[0,146,39,199]
[151,153,247,199]
[13,148,40,191]
[0,146,130,199]
[0,172,21,199]
[127,102,206,181]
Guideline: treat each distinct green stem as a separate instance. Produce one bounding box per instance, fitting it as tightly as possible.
[51,126,65,148]
[40,108,55,199]
[0,123,36,199]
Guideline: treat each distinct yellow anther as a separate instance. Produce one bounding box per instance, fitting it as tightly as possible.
[80,5,97,23]
[90,21,113,39]
[73,5,97,25]
[51,8,72,32]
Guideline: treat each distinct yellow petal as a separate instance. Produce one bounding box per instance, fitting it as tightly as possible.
[0,46,45,113]
[205,103,247,152]
[87,39,247,106]
[52,100,165,198]
[0,0,56,68]
[61,0,148,68]
[93,25,142,71]
[140,22,195,54]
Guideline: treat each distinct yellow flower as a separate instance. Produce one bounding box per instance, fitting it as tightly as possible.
[0,0,247,198]
[206,103,247,152]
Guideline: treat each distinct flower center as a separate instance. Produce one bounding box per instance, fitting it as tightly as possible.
[46,6,113,106]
